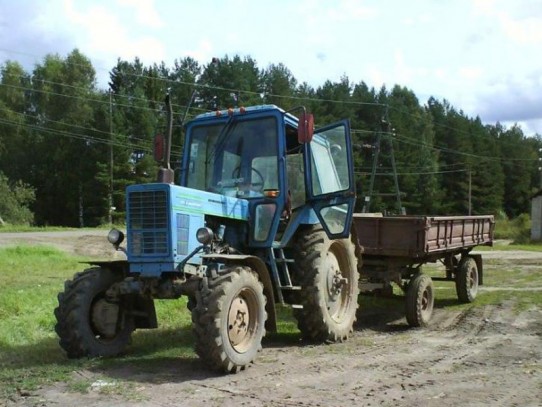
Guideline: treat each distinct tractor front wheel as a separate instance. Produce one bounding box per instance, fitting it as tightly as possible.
[54,267,134,358]
[191,267,267,373]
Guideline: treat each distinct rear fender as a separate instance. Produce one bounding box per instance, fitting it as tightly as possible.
[200,253,277,332]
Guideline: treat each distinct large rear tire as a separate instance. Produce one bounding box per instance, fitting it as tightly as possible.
[54,267,134,358]
[191,267,267,373]
[293,227,359,342]
[405,273,434,328]
[455,257,479,303]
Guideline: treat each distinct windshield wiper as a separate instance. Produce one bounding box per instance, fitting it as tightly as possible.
[207,115,237,166]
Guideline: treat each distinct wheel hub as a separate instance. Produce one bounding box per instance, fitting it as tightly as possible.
[91,298,120,338]
[325,251,348,318]
[228,296,250,349]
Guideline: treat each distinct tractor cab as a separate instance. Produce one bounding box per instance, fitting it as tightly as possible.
[181,105,356,249]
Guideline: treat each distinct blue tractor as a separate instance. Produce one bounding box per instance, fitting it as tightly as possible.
[54,101,360,373]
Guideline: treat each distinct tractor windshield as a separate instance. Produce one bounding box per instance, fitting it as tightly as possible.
[185,116,279,198]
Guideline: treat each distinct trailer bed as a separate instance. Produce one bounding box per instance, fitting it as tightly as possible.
[352,214,494,261]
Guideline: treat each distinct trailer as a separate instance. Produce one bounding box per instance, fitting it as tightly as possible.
[352,214,495,327]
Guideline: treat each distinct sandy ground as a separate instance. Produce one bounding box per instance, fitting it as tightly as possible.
[1,232,541,407]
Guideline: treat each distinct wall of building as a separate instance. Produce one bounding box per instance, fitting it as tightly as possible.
[531,196,542,240]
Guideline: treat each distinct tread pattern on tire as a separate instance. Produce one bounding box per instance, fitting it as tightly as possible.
[191,267,267,373]
[292,227,359,342]
[54,267,134,358]
[405,273,434,328]
[456,257,478,303]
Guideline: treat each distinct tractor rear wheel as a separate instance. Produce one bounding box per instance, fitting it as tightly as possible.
[191,267,267,373]
[54,267,134,358]
[293,227,359,342]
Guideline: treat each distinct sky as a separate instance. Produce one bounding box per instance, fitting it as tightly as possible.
[1,0,541,135]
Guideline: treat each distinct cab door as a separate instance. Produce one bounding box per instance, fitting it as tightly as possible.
[303,119,356,239]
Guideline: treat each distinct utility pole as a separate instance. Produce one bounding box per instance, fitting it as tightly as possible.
[109,90,114,226]
[468,170,472,216]
[363,106,403,214]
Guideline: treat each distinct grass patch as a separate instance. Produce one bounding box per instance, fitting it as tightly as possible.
[0,226,80,233]
[475,242,542,252]
[0,225,125,233]
[0,245,197,400]
[423,259,542,313]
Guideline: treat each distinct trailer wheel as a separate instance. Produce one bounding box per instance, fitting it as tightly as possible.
[455,257,479,303]
[293,227,359,342]
[405,274,434,328]
[192,267,267,373]
[54,267,134,358]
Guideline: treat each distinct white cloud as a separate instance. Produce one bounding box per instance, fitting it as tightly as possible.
[185,39,214,64]
[502,16,542,44]
[116,0,163,29]
[327,0,378,22]
[458,67,483,80]
[59,0,165,66]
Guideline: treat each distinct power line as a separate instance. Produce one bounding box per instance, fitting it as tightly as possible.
[1,47,539,164]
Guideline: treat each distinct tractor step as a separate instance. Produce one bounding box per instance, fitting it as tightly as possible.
[275,258,295,263]
[280,286,302,290]
[268,247,298,305]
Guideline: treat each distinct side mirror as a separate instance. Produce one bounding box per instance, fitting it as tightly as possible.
[153,134,165,162]
[298,112,314,144]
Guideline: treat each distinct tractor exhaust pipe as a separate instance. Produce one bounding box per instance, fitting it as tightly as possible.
[156,91,175,183]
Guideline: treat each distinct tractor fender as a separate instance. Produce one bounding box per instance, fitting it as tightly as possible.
[86,260,130,275]
[200,253,277,332]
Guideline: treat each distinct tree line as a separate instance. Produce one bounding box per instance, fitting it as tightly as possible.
[0,49,540,227]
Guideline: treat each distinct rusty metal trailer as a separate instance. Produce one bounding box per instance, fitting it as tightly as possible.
[352,214,495,327]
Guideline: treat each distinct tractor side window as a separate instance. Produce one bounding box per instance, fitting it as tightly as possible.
[286,151,305,209]
[310,124,350,196]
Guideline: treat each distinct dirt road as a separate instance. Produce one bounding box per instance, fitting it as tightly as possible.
[3,232,542,407]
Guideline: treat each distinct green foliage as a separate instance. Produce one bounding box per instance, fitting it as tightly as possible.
[0,172,35,225]
[1,49,541,226]
[493,213,533,243]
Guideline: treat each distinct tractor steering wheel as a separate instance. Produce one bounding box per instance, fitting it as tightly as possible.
[232,166,265,192]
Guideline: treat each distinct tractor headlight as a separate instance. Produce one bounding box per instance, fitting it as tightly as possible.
[196,227,213,245]
[107,228,125,246]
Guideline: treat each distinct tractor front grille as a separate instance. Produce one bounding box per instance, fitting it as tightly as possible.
[128,189,169,256]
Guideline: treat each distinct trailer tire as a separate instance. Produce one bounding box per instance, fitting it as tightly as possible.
[405,273,434,328]
[54,267,134,358]
[455,257,479,303]
[293,227,359,342]
[191,267,267,373]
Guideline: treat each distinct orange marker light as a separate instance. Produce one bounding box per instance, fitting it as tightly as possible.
[264,189,280,198]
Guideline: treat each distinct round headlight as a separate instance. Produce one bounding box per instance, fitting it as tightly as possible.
[107,228,125,246]
[196,227,214,245]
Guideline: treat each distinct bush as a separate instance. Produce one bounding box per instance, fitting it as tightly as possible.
[494,213,533,244]
[0,172,35,226]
